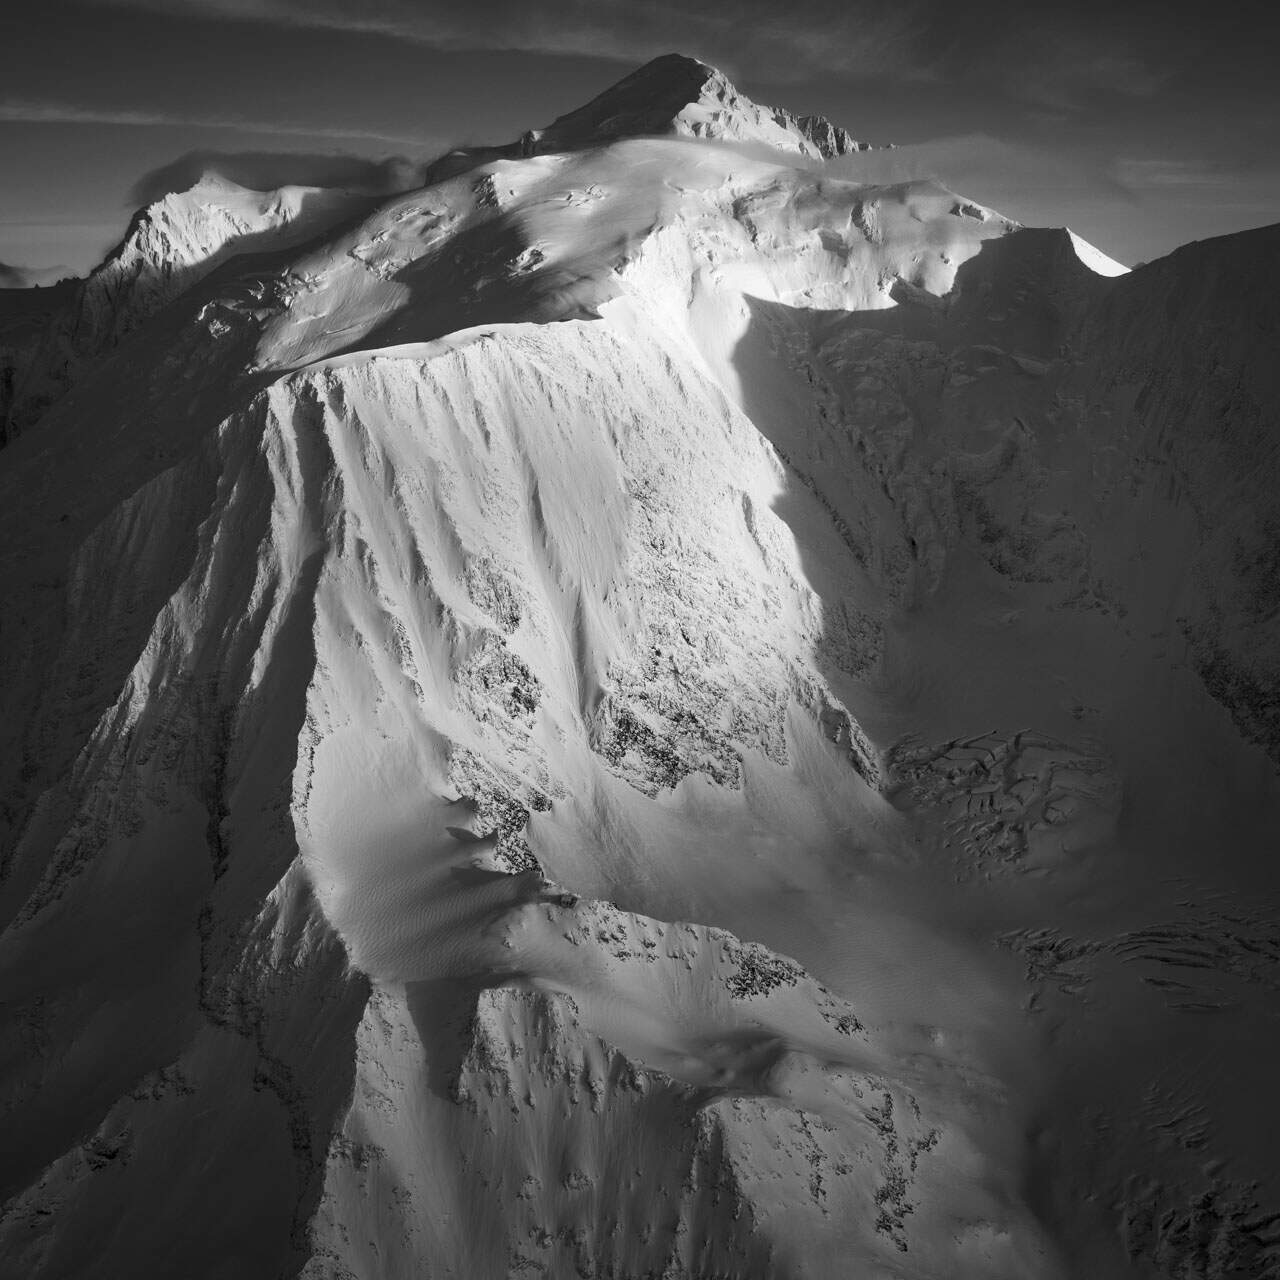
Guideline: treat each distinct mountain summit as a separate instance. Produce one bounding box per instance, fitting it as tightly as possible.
[421,53,875,184]
[529,52,874,158]
[1,52,1278,1280]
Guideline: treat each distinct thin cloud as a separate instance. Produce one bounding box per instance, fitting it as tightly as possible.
[833,132,1137,202]
[0,260,75,288]
[1114,158,1238,191]
[76,0,925,82]
[72,0,1212,109]
[0,97,434,146]
[828,132,1156,262]
[1112,155,1280,219]
[1005,47,1170,113]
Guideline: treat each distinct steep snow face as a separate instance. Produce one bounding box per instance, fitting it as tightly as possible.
[0,296,1053,1280]
[2,52,1279,1280]
[271,333,1052,1279]
[1,176,376,443]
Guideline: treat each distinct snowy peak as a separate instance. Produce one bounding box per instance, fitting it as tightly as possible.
[530,52,874,160]
[422,53,875,184]
[103,173,368,289]
[0,175,376,443]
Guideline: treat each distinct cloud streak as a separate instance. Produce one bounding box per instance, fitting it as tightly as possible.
[0,97,434,146]
[74,0,927,83]
[0,260,75,288]
[70,0,1223,110]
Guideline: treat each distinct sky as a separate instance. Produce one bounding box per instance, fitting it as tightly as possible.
[1,0,1276,278]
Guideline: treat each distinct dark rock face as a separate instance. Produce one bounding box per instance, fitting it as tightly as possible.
[794,112,873,157]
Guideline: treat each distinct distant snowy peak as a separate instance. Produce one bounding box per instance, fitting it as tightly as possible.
[87,173,373,332]
[1,175,374,442]
[531,52,876,160]
[102,173,367,296]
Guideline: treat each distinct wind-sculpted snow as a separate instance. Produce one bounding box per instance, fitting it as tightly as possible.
[887,730,1121,877]
[1,51,1278,1280]
[250,139,1015,382]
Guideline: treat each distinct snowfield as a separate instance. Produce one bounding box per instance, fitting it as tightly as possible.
[1,53,1278,1280]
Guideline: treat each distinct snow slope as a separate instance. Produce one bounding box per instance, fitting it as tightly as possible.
[1,53,1278,1280]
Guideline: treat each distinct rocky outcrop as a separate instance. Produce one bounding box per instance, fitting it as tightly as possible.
[794,111,874,157]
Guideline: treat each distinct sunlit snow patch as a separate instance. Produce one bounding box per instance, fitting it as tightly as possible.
[1067,228,1129,276]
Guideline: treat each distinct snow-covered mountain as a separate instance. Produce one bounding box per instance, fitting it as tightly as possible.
[1,53,1277,1280]
[0,177,382,445]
